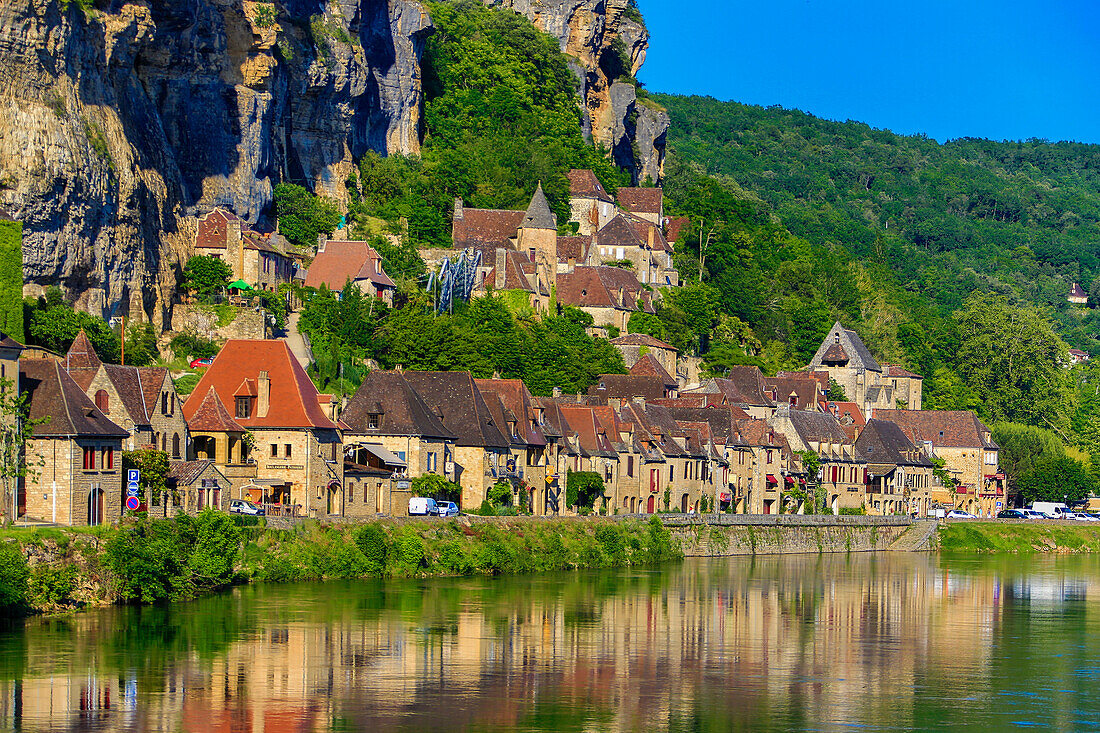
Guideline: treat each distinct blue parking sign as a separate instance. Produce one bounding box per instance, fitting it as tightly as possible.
[127,469,140,484]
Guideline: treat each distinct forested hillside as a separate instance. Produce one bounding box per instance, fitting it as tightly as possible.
[655,94,1100,349]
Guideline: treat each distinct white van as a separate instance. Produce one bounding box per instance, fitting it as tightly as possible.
[1031,502,1067,518]
[408,497,439,516]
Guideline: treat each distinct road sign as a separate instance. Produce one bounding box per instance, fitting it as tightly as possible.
[125,496,140,511]
[127,482,140,497]
[127,469,140,484]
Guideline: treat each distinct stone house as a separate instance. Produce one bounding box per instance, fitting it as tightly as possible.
[401,371,512,510]
[735,418,793,515]
[567,169,617,235]
[195,208,298,292]
[618,402,710,514]
[341,369,456,513]
[853,418,934,517]
[628,353,679,397]
[875,409,1003,516]
[610,333,679,378]
[168,459,231,514]
[343,460,400,517]
[681,367,777,418]
[588,374,669,402]
[808,323,925,414]
[590,213,678,287]
[556,265,656,332]
[1068,282,1088,305]
[769,407,868,514]
[183,340,343,517]
[475,377,553,514]
[616,187,663,226]
[658,404,754,513]
[184,386,257,501]
[63,331,189,456]
[881,365,924,410]
[558,404,622,512]
[20,359,129,526]
[763,374,824,411]
[305,237,396,304]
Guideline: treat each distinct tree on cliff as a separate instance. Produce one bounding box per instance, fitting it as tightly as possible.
[181,255,232,300]
[273,183,342,250]
[24,288,120,361]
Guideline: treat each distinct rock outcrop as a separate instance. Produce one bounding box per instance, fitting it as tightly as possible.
[489,0,667,184]
[0,0,430,324]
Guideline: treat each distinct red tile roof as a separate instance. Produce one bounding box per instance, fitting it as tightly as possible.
[616,187,663,216]
[452,207,524,254]
[825,401,865,427]
[183,340,338,429]
[187,386,246,433]
[567,169,614,203]
[884,364,924,379]
[629,352,677,388]
[665,216,690,242]
[588,374,667,400]
[304,239,395,291]
[874,409,996,450]
[556,266,655,312]
[610,333,677,351]
[556,235,592,263]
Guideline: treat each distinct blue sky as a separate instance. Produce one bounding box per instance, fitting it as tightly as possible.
[636,0,1100,144]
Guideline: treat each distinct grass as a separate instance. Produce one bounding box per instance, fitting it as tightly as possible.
[937,521,1100,553]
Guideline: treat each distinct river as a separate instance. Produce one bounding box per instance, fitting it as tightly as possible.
[1,552,1099,731]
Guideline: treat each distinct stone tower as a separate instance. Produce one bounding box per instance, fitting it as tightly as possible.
[516,183,558,310]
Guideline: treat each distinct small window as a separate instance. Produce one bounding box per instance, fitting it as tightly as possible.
[104,447,114,470]
[427,453,437,472]
[270,444,278,458]
[172,434,181,459]
[95,390,109,412]
[367,413,381,430]
[396,451,406,463]
[627,456,634,477]
[235,397,251,419]
[284,444,292,458]
[83,447,96,470]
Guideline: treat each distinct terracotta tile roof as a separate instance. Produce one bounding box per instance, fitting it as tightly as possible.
[304,240,395,291]
[588,374,667,400]
[610,333,677,351]
[475,378,548,447]
[597,214,646,248]
[778,370,829,391]
[343,370,453,439]
[556,266,655,312]
[616,187,663,216]
[567,169,613,203]
[183,340,339,430]
[559,405,618,457]
[820,342,849,364]
[629,352,677,388]
[763,376,820,411]
[736,418,789,451]
[483,250,542,293]
[195,209,240,249]
[452,206,525,252]
[64,330,102,372]
[138,368,170,415]
[187,386,245,433]
[665,216,690,242]
[874,409,997,450]
[825,401,865,427]
[21,359,129,438]
[556,235,592,263]
[401,371,511,449]
[883,364,924,379]
[685,367,774,408]
[629,218,669,251]
[656,405,747,442]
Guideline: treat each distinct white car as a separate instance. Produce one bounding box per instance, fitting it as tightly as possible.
[228,499,265,516]
[1022,510,1045,520]
[946,510,977,519]
[437,501,460,517]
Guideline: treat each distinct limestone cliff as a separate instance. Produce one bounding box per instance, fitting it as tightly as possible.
[0,0,430,324]
[489,0,667,184]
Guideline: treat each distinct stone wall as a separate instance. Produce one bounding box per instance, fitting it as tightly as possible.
[169,304,268,342]
[662,515,912,556]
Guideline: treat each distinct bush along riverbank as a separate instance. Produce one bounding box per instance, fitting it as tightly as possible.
[0,513,681,616]
[937,522,1100,553]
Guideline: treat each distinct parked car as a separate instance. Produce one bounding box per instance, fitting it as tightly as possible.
[997,509,1027,519]
[437,501,460,517]
[228,499,265,516]
[946,510,977,519]
[1031,502,1068,518]
[1022,510,1046,520]
[408,497,439,516]
[1069,512,1099,522]
[190,356,214,369]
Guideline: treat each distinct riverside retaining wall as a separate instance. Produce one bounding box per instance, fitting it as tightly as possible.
[661,515,915,556]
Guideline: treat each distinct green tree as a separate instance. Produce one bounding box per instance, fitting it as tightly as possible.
[1016,455,1096,504]
[411,474,462,504]
[181,255,232,299]
[122,320,159,366]
[827,379,848,401]
[0,541,28,610]
[187,510,242,589]
[0,377,45,524]
[273,183,342,250]
[992,422,1067,498]
[25,288,120,360]
[0,218,24,341]
[565,470,605,511]
[953,293,1074,431]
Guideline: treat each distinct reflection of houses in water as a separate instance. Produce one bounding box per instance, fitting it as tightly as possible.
[0,557,1021,731]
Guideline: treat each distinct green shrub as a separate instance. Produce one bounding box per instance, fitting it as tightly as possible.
[256,553,303,583]
[390,533,426,576]
[839,506,866,516]
[28,564,77,608]
[188,510,242,588]
[0,542,28,610]
[354,524,388,574]
[594,524,626,566]
[438,540,473,575]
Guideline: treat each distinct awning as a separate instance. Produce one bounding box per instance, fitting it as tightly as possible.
[359,443,407,467]
[719,492,732,502]
[799,478,807,485]
[229,279,254,291]
[766,474,778,485]
[784,475,795,486]
[251,478,288,487]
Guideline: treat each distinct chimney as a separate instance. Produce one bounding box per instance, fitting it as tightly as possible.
[647,225,655,250]
[553,386,562,397]
[317,234,327,253]
[495,249,506,290]
[226,218,244,281]
[618,286,625,306]
[454,198,464,220]
[258,370,271,419]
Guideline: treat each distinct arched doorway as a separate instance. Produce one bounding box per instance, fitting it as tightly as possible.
[87,487,104,526]
[327,481,341,515]
[647,495,655,514]
[681,494,689,513]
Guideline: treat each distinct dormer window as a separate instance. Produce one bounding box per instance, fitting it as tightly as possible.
[235,396,252,419]
[367,413,381,430]
[94,389,109,412]
[834,333,840,344]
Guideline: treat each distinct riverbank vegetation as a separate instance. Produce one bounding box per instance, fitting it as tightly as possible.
[938,522,1100,553]
[0,514,680,616]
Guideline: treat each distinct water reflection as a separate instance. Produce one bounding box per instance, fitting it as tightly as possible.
[3,553,1100,731]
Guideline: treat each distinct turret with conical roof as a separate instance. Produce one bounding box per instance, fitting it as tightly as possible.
[521,182,557,231]
[65,330,102,372]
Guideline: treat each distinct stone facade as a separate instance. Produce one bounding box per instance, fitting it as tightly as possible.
[25,438,122,526]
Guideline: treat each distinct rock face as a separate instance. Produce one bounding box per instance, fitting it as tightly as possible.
[489,0,667,185]
[0,0,430,323]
